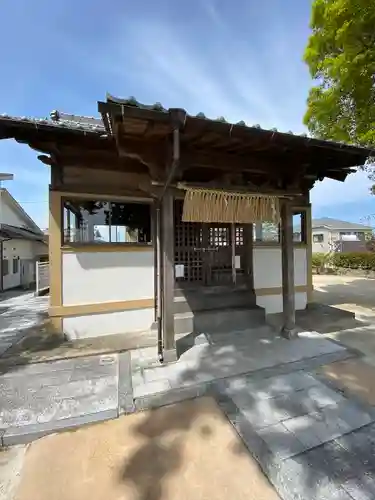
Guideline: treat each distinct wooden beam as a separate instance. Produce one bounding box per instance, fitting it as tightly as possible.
[181,147,285,173]
[280,199,297,338]
[175,181,302,197]
[50,164,63,190]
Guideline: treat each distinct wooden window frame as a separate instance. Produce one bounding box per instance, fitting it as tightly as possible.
[61,194,154,249]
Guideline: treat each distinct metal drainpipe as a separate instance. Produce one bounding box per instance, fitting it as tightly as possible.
[157,126,181,362]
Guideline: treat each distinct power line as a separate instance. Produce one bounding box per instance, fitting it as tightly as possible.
[18,201,48,204]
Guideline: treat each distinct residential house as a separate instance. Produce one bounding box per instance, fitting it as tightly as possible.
[311,218,373,253]
[0,189,48,290]
[0,96,371,362]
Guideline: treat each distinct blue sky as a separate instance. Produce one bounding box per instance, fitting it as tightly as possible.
[0,0,374,229]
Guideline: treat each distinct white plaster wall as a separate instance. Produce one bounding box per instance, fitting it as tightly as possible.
[3,240,34,260]
[0,197,28,228]
[311,228,332,254]
[2,239,36,290]
[253,247,307,289]
[33,241,48,256]
[62,250,154,305]
[256,292,307,315]
[63,308,155,339]
[253,247,307,314]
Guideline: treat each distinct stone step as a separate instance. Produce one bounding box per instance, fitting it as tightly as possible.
[174,306,265,336]
[173,286,256,314]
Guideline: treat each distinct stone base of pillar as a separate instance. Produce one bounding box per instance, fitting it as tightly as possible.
[280,327,299,340]
[162,348,178,364]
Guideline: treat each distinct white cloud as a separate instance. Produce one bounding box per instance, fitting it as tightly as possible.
[311,169,373,208]
[94,17,303,131]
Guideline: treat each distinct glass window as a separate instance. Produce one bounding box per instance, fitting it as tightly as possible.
[253,209,308,244]
[313,233,324,243]
[292,211,307,243]
[253,222,280,243]
[63,199,152,245]
[12,258,19,274]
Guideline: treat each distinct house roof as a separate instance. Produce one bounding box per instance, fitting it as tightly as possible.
[0,110,105,137]
[312,217,373,231]
[0,189,44,235]
[0,223,47,242]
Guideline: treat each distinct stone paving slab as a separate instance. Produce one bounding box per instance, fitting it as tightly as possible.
[118,352,135,415]
[214,370,375,500]
[130,326,349,402]
[0,354,119,445]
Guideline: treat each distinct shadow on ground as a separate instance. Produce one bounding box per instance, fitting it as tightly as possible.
[313,277,375,312]
[118,276,375,499]
[7,276,375,499]
[119,328,375,500]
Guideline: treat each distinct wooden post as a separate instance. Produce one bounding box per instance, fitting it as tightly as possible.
[161,188,177,362]
[280,200,297,338]
[305,203,313,305]
[49,188,63,332]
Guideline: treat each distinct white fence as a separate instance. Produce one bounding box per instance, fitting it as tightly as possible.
[36,261,49,295]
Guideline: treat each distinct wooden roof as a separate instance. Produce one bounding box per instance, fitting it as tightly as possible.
[0,96,373,192]
[99,94,373,185]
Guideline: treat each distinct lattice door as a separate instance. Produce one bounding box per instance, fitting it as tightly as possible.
[174,200,246,286]
[234,225,245,282]
[174,200,205,283]
[204,225,231,285]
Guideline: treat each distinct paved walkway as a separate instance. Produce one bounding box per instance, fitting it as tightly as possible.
[0,325,350,446]
[3,279,375,498]
[216,371,375,500]
[313,275,375,365]
[2,329,375,499]
[313,275,375,316]
[0,291,48,357]
[0,354,120,446]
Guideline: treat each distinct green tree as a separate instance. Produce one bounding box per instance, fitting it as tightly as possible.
[304,0,375,188]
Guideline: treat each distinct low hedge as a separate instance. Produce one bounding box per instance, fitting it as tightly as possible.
[312,251,375,271]
[331,252,375,270]
[312,252,326,268]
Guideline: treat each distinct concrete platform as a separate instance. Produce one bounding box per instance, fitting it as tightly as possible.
[0,324,352,447]
[131,326,352,410]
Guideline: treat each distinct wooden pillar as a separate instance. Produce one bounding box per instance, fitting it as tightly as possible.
[305,203,313,305]
[161,188,177,362]
[49,188,63,332]
[280,200,297,338]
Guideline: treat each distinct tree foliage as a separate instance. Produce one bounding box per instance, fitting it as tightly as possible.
[304,0,375,149]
